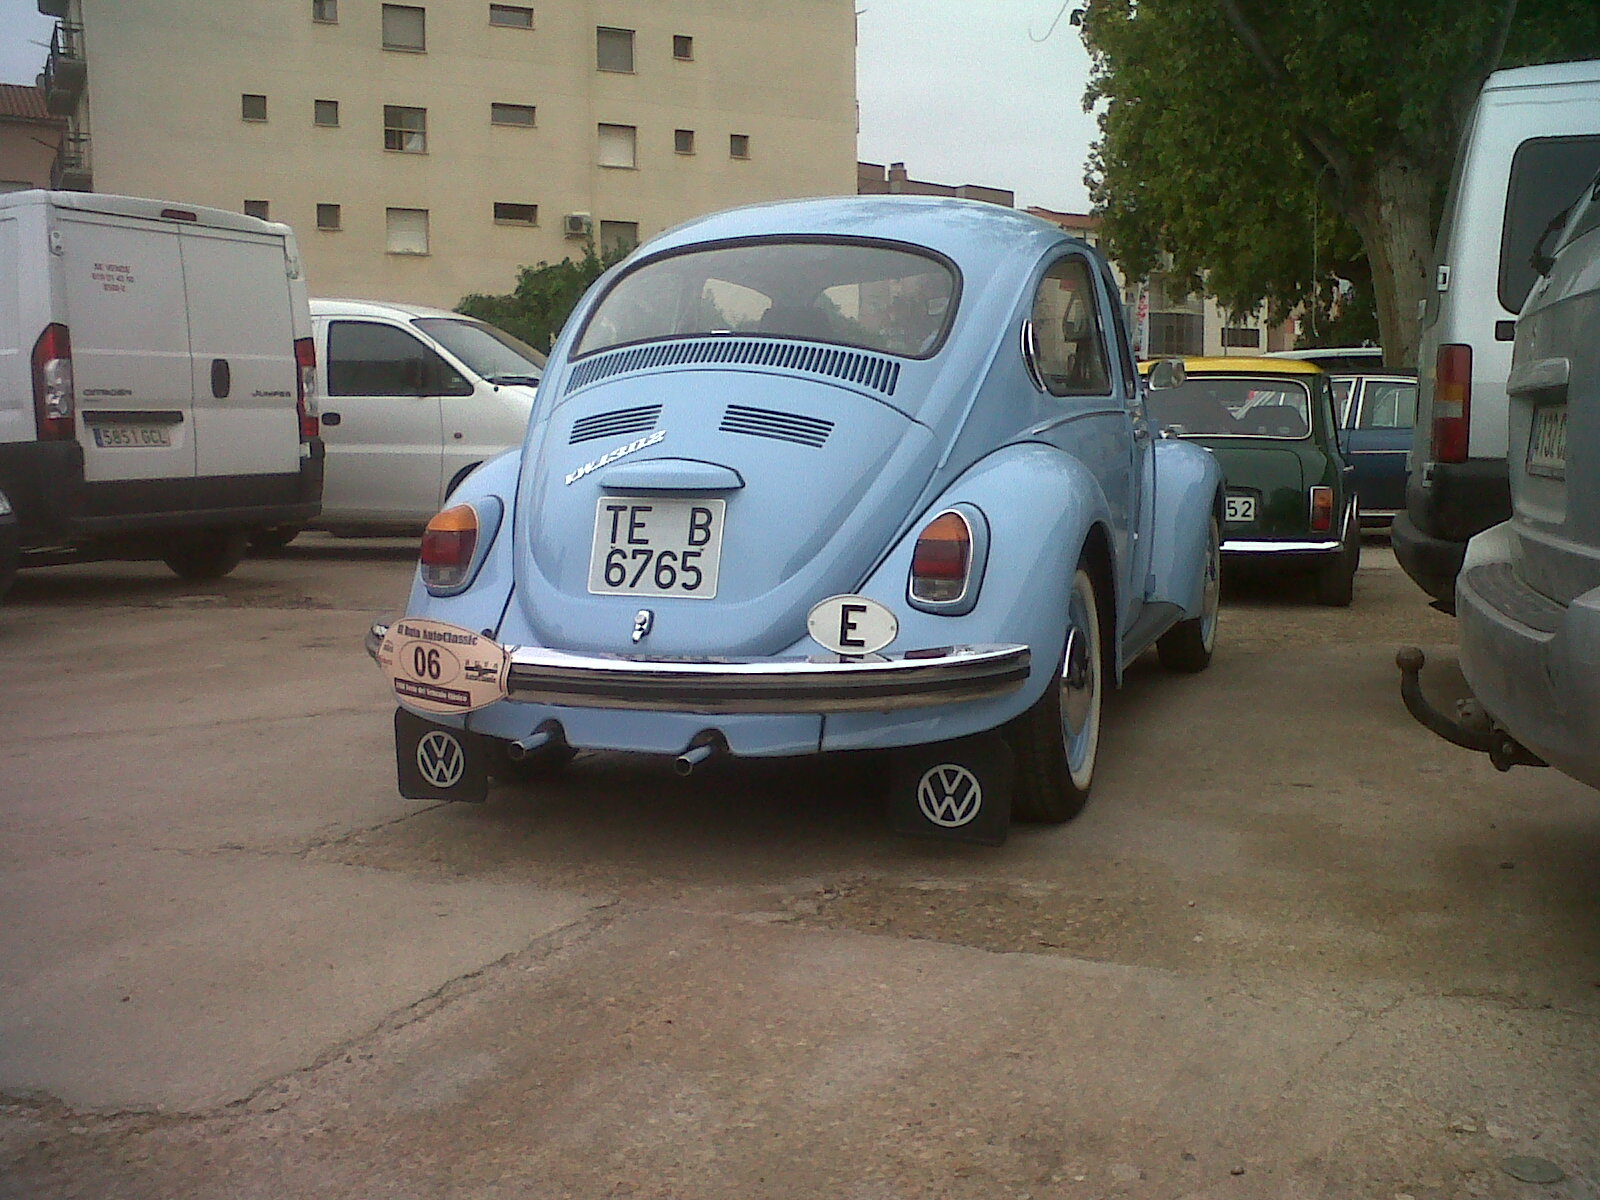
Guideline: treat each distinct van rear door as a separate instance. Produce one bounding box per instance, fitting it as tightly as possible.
[179,225,300,479]
[58,208,196,482]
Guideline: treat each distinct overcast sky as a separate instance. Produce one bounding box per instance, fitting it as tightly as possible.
[0,0,1097,210]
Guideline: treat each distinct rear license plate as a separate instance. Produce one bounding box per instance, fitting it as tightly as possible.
[92,425,172,448]
[1225,493,1257,523]
[1527,406,1567,478]
[588,498,725,599]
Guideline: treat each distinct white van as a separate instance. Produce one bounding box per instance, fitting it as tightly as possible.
[294,298,542,537]
[0,190,321,579]
[1394,60,1600,604]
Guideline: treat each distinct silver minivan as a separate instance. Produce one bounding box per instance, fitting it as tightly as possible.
[1394,60,1600,605]
[1448,169,1600,790]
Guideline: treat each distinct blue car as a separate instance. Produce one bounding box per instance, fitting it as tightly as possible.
[1332,371,1418,528]
[368,197,1223,841]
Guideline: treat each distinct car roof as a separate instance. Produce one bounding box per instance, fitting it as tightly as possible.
[311,297,467,321]
[634,195,1077,274]
[1144,356,1326,375]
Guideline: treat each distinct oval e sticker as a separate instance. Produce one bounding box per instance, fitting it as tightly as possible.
[377,617,510,714]
[807,595,898,656]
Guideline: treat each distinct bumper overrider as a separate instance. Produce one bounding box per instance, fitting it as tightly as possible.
[366,621,1030,715]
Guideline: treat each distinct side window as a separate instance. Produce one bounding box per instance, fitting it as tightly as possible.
[1097,259,1138,396]
[1029,257,1110,396]
[327,321,444,396]
[1358,379,1418,429]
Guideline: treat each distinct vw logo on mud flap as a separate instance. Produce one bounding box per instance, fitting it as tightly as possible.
[916,764,983,828]
[416,730,467,789]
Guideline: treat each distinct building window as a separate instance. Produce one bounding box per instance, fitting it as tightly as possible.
[490,102,536,127]
[316,203,342,230]
[729,133,750,159]
[386,207,429,254]
[674,128,695,155]
[1220,326,1261,349]
[384,106,427,152]
[494,202,538,225]
[596,27,634,72]
[1147,312,1204,358]
[673,34,694,60]
[382,4,426,51]
[597,123,636,169]
[312,0,337,22]
[313,99,339,127]
[600,220,638,254]
[489,4,532,28]
[243,200,270,219]
[241,93,267,122]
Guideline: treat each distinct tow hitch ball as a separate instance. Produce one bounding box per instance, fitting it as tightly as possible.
[1395,647,1546,772]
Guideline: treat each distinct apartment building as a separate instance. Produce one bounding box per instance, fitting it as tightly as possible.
[36,0,858,307]
[0,84,64,191]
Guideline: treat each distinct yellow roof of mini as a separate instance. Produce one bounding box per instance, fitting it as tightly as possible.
[1138,356,1325,375]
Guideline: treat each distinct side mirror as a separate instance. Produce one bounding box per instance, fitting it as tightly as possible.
[1146,358,1186,391]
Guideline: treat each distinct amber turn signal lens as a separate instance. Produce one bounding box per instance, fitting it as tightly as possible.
[910,510,972,603]
[421,504,478,589]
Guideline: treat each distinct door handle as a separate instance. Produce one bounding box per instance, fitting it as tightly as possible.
[210,358,231,398]
[322,411,342,426]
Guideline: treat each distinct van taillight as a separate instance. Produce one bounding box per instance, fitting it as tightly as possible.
[1432,343,1471,464]
[31,323,75,441]
[294,336,319,440]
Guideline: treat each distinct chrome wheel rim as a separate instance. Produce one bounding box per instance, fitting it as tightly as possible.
[1059,572,1101,787]
[1199,519,1221,652]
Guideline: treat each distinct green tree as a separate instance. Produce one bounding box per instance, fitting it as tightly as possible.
[456,241,632,353]
[1082,0,1600,367]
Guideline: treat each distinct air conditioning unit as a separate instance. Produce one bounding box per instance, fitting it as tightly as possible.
[564,213,593,238]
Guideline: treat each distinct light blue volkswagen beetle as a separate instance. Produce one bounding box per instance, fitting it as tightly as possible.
[369,197,1223,842]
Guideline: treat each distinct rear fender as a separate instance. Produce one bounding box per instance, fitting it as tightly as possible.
[1149,437,1223,617]
[400,449,522,642]
[821,441,1115,751]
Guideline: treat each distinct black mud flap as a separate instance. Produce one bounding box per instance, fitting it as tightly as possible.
[890,732,1014,845]
[395,708,489,802]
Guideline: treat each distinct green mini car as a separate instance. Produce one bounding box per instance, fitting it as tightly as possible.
[1142,357,1360,606]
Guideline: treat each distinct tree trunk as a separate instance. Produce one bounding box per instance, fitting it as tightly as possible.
[1342,155,1437,370]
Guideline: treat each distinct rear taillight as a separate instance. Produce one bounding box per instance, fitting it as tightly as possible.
[1431,343,1471,464]
[1309,486,1335,533]
[420,505,479,591]
[910,509,972,603]
[294,336,319,440]
[31,323,75,441]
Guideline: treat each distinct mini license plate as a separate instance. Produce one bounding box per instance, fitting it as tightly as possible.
[1527,405,1567,478]
[376,618,510,714]
[1225,493,1257,523]
[92,424,172,448]
[588,497,724,599]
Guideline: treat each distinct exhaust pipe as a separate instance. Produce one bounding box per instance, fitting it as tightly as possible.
[674,731,726,777]
[507,721,563,761]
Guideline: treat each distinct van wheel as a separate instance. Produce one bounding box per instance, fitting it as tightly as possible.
[249,525,303,554]
[1005,563,1102,824]
[1158,515,1220,673]
[162,530,250,580]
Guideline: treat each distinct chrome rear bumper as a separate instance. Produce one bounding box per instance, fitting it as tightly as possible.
[1221,538,1341,554]
[367,623,1030,715]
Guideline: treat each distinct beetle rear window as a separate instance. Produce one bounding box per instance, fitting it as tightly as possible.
[1148,376,1314,439]
[574,240,958,359]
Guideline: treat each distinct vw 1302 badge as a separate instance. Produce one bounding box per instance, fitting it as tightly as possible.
[378,618,510,713]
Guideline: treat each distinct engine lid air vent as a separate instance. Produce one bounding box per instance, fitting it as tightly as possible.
[569,403,661,444]
[720,403,834,449]
[564,338,901,397]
